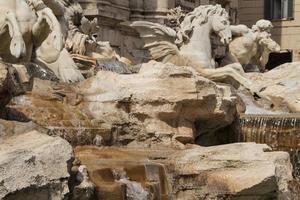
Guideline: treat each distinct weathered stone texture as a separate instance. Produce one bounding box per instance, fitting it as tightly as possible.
[75,143,293,199]
[5,61,237,146]
[0,123,73,200]
[247,62,300,112]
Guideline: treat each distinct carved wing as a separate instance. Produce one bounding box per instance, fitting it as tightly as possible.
[130,21,180,63]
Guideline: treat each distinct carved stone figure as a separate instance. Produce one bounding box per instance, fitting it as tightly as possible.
[221,19,280,71]
[43,0,96,55]
[252,36,281,71]
[131,5,255,91]
[43,0,130,64]
[0,0,131,83]
[166,6,185,30]
[0,0,84,83]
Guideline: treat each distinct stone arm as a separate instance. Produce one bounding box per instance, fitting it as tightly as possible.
[258,37,280,71]
[259,49,271,71]
[230,25,249,37]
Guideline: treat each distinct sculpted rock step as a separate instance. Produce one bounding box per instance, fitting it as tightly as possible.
[5,61,237,146]
[47,121,112,146]
[75,143,293,199]
[0,127,73,199]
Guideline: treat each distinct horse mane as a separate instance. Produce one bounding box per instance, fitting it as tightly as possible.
[176,4,228,46]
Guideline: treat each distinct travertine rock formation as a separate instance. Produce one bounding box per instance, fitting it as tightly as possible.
[4,61,237,145]
[247,62,300,112]
[78,61,238,145]
[0,62,33,106]
[0,120,73,200]
[71,165,95,200]
[0,2,298,200]
[75,143,293,199]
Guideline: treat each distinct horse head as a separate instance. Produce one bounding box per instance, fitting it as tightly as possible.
[210,6,232,45]
[176,5,232,46]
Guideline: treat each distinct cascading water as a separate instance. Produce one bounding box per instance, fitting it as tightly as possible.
[239,114,300,176]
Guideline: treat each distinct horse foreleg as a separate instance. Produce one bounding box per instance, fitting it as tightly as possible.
[199,66,254,91]
[223,63,246,76]
[0,10,26,58]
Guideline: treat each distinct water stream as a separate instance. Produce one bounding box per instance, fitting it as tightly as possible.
[239,114,300,176]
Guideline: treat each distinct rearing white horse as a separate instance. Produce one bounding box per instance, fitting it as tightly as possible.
[131,5,255,91]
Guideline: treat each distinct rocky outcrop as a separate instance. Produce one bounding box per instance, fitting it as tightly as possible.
[75,143,293,199]
[247,62,300,113]
[0,120,73,200]
[70,164,95,200]
[1,60,298,199]
[5,61,237,146]
[171,143,293,199]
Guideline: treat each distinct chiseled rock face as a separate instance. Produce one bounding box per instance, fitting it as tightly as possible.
[171,143,293,199]
[5,61,237,146]
[75,143,293,200]
[77,61,237,145]
[247,62,300,113]
[0,123,73,200]
[0,62,33,108]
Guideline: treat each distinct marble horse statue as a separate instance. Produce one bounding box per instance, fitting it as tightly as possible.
[0,0,83,83]
[131,5,254,91]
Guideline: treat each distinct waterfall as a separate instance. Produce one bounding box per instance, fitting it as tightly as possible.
[239,114,300,176]
[239,114,300,150]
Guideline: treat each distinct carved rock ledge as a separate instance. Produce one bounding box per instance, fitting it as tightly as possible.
[75,143,293,199]
[4,61,237,146]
